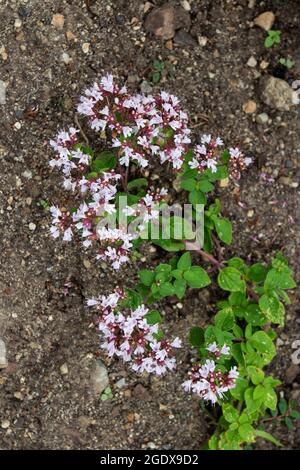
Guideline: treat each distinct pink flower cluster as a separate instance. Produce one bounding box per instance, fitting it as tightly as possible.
[48,123,169,269]
[228,147,252,180]
[182,343,239,404]
[189,134,224,173]
[87,289,181,375]
[189,134,252,179]
[78,74,191,170]
[49,75,252,269]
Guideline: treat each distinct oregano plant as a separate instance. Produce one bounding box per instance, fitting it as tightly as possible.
[48,74,297,450]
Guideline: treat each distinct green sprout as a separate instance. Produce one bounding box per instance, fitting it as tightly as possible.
[100,387,113,401]
[278,57,295,69]
[264,30,281,48]
[149,60,174,84]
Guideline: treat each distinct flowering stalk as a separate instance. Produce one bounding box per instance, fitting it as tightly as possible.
[87,289,181,375]
[183,343,239,405]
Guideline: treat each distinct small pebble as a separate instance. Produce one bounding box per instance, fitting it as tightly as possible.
[83,259,91,269]
[181,0,191,11]
[51,13,65,30]
[198,36,208,47]
[66,31,76,42]
[62,52,72,65]
[1,420,10,429]
[29,223,36,231]
[247,56,257,68]
[60,363,68,375]
[254,11,275,31]
[243,100,257,114]
[82,43,90,54]
[22,170,32,179]
[115,378,127,389]
[260,60,269,70]
[256,112,269,124]
[14,18,22,29]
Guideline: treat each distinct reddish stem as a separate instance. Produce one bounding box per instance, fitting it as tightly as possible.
[198,249,225,269]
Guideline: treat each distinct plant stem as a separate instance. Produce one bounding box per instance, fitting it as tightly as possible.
[198,249,225,269]
[74,114,89,145]
[124,165,129,192]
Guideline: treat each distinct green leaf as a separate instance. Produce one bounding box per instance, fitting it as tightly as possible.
[218,267,246,293]
[209,164,229,181]
[127,178,148,191]
[171,269,183,280]
[183,266,211,289]
[152,71,161,83]
[250,331,276,356]
[188,189,206,206]
[290,410,300,420]
[152,239,185,252]
[91,151,116,172]
[181,178,196,191]
[229,291,248,307]
[230,377,248,400]
[177,252,192,271]
[265,269,296,290]
[212,215,232,245]
[208,435,219,450]
[173,278,187,299]
[245,387,263,414]
[264,376,281,389]
[264,388,277,411]
[264,35,274,48]
[285,417,294,430]
[145,310,161,325]
[155,263,172,274]
[223,404,239,423]
[245,304,267,326]
[238,423,256,443]
[215,308,235,331]
[198,179,214,193]
[155,271,170,283]
[278,398,288,415]
[123,289,143,309]
[255,430,282,447]
[189,326,204,347]
[138,269,155,287]
[247,366,265,385]
[248,263,267,283]
[253,384,265,400]
[227,257,246,272]
[153,60,164,71]
[259,294,285,326]
[159,282,175,297]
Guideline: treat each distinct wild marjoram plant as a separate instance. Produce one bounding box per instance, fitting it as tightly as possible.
[48,75,296,450]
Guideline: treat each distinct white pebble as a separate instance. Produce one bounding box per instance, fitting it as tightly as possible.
[14,18,22,29]
[181,0,191,11]
[1,420,10,429]
[82,43,90,54]
[247,56,257,68]
[62,52,72,64]
[60,363,69,375]
[29,223,36,231]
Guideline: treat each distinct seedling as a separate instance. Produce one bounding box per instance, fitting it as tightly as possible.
[264,30,281,48]
[278,57,295,69]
